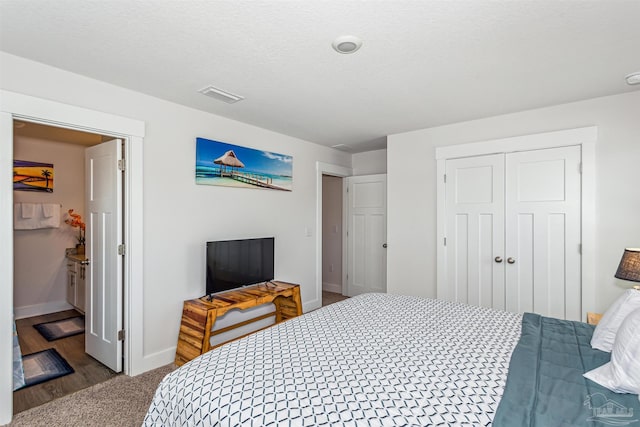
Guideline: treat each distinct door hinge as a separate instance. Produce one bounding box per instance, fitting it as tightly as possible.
[579,162,582,174]
[118,159,126,171]
[444,237,447,246]
[118,244,126,256]
[579,243,582,254]
[346,186,349,193]
[118,330,125,341]
[444,174,447,183]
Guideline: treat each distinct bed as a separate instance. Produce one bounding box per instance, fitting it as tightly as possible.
[144,293,639,426]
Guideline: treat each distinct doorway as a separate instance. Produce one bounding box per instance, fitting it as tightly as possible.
[314,162,352,312]
[321,174,346,307]
[1,89,145,425]
[316,165,388,308]
[12,121,120,413]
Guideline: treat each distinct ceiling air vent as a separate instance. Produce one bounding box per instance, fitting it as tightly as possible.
[331,144,353,152]
[198,85,245,104]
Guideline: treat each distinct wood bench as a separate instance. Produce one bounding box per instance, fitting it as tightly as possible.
[175,281,302,366]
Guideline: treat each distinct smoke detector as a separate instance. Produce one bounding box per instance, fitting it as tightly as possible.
[332,36,363,54]
[625,72,640,85]
[198,85,245,104]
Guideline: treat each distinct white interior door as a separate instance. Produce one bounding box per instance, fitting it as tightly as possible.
[505,146,582,320]
[346,174,387,297]
[444,154,505,308]
[85,139,123,372]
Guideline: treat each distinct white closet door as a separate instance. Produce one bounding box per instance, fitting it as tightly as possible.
[505,145,581,320]
[444,154,505,309]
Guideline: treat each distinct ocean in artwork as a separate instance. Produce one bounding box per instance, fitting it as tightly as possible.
[13,160,54,192]
[195,138,293,191]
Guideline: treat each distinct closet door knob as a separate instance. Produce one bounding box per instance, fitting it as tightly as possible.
[494,257,503,263]
[382,243,388,248]
[507,257,516,264]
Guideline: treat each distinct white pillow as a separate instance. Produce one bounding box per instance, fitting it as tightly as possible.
[584,307,640,394]
[591,289,640,352]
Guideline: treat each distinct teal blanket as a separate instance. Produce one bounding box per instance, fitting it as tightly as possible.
[494,313,640,427]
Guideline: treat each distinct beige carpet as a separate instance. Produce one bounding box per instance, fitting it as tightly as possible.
[7,364,175,427]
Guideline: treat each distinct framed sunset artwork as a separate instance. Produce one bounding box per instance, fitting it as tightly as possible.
[13,160,54,193]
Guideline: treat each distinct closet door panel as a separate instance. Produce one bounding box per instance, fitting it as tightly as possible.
[507,214,534,314]
[547,213,568,319]
[454,214,469,304]
[445,154,505,309]
[477,214,496,308]
[505,146,581,320]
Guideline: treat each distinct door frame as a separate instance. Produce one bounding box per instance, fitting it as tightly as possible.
[314,162,352,312]
[435,126,596,321]
[0,90,145,425]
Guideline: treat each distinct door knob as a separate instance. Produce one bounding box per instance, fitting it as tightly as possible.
[494,256,503,263]
[507,257,516,264]
[382,243,388,248]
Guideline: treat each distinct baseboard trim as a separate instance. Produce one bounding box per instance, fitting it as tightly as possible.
[322,282,342,294]
[135,347,177,376]
[14,300,74,319]
[303,298,321,314]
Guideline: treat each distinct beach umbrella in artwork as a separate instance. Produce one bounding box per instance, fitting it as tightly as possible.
[214,150,245,175]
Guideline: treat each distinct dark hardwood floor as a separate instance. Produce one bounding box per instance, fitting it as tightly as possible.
[13,309,119,414]
[322,290,349,306]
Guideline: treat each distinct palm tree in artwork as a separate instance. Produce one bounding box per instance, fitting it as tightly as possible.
[41,169,52,189]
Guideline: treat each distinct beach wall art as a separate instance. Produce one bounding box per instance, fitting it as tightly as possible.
[13,160,54,193]
[195,138,293,191]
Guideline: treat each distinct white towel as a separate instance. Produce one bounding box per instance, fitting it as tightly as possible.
[14,204,35,229]
[14,203,60,230]
[21,203,36,219]
[42,203,58,218]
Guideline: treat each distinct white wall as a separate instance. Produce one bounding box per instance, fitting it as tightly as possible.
[322,175,342,293]
[0,52,351,365]
[13,137,85,317]
[351,149,387,175]
[387,90,640,313]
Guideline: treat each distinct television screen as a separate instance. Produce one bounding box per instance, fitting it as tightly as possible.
[206,237,274,296]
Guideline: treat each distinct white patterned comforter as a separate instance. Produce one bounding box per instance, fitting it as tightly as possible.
[144,294,522,426]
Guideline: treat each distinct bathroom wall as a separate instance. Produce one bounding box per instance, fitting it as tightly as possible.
[13,135,86,318]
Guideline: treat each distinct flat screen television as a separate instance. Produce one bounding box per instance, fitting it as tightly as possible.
[206,237,274,296]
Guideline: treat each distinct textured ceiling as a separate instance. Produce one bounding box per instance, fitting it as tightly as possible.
[1,1,639,152]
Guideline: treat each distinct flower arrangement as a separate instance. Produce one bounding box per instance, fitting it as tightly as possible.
[65,209,86,246]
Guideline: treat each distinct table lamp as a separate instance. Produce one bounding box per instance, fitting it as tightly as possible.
[615,248,640,290]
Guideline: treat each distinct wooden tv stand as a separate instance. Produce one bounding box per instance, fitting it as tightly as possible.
[174,281,302,366]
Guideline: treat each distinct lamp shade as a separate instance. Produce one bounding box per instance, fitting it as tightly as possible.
[614,248,640,282]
